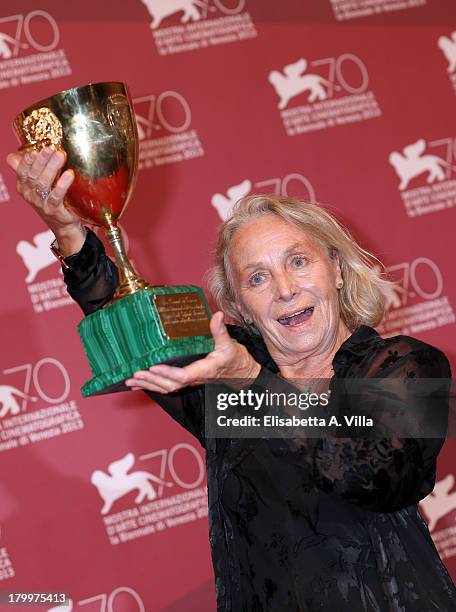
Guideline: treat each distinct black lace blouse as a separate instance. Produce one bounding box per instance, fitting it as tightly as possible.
[64,229,456,611]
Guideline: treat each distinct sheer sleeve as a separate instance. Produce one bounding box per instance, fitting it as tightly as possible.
[62,228,119,315]
[62,229,207,444]
[144,387,206,448]
[253,342,452,512]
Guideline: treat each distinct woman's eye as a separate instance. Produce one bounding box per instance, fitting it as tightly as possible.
[292,256,307,268]
[249,273,265,287]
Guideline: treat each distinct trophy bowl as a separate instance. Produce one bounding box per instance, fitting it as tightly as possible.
[14,82,137,228]
[13,82,214,396]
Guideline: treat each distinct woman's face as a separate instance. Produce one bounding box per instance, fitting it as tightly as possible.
[229,214,345,363]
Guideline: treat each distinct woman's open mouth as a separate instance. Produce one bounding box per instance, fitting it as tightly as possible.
[277,306,314,327]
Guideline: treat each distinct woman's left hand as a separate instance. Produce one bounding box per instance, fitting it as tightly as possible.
[125,311,261,393]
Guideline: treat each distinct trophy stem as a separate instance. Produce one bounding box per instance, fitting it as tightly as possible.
[104,214,149,300]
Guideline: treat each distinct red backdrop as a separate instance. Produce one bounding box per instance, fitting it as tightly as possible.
[0,1,455,610]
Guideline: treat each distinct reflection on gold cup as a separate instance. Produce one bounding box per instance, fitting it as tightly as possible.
[13,82,214,396]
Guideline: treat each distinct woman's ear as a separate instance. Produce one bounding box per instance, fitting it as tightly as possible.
[331,251,343,288]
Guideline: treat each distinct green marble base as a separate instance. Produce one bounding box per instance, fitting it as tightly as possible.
[78,285,214,396]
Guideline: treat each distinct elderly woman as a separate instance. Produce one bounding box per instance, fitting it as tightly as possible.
[7,148,456,611]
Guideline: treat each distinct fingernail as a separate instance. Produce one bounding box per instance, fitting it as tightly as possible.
[40,147,52,158]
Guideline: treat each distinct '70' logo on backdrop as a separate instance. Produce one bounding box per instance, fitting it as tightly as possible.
[0,358,70,418]
[0,11,59,60]
[269,54,369,109]
[133,92,192,140]
[389,137,456,191]
[211,174,316,221]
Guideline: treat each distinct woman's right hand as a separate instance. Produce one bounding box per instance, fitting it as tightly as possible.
[125,312,262,393]
[6,146,86,256]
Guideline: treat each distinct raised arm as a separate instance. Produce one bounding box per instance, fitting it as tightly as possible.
[5,146,204,442]
[7,147,120,314]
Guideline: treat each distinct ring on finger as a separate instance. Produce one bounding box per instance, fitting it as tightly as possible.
[35,185,51,200]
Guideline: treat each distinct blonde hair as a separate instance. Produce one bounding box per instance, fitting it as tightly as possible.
[207,195,394,331]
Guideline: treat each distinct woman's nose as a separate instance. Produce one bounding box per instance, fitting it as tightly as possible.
[273,272,298,301]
